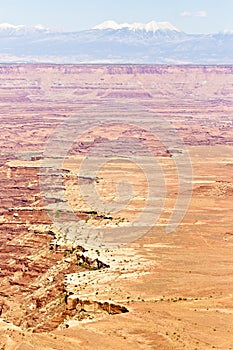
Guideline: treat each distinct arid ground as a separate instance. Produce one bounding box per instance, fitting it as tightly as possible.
[0,65,233,349]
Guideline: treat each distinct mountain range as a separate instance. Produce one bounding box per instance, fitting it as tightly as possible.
[0,20,232,64]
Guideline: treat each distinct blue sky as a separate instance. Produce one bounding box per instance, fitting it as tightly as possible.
[0,0,232,34]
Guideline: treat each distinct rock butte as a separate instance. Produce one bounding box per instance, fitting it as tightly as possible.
[0,64,232,349]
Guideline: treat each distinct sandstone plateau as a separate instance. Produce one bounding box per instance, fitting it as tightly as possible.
[0,65,232,349]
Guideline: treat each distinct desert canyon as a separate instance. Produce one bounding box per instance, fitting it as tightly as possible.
[0,64,232,349]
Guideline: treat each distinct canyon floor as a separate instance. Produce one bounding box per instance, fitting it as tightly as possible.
[0,65,232,349]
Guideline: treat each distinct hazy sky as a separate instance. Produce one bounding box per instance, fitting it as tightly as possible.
[0,0,232,34]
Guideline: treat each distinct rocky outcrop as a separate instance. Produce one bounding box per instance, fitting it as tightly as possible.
[76,252,110,270]
[66,295,128,315]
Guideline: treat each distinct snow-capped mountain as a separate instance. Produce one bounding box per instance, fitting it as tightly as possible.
[0,23,48,31]
[93,20,180,33]
[0,21,232,64]
[0,23,50,36]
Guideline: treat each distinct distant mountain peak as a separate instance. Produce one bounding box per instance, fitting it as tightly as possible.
[0,21,231,64]
[222,29,233,34]
[0,23,19,29]
[93,20,180,32]
[0,22,50,32]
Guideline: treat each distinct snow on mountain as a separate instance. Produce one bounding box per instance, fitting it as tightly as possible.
[93,20,180,32]
[0,23,50,34]
[0,23,22,30]
[0,21,231,64]
[222,29,233,34]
